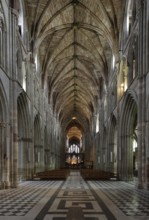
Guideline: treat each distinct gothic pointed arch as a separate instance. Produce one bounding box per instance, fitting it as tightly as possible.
[119,91,138,180]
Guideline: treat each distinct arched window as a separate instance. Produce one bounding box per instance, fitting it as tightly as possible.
[127,35,138,85]
[118,57,128,100]
[96,113,99,133]
[35,54,38,72]
[126,0,136,36]
[0,6,7,70]
[18,9,23,36]
[17,0,24,37]
[122,0,137,45]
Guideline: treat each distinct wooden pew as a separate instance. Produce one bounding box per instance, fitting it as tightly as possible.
[33,169,69,180]
[80,169,117,180]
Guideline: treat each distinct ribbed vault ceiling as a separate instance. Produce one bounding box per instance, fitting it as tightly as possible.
[26,0,123,131]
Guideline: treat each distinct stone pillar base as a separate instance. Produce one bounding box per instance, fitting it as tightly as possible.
[0,181,11,189]
[11,183,19,188]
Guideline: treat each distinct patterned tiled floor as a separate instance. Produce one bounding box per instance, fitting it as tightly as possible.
[0,180,63,219]
[0,171,149,220]
[90,180,149,217]
[35,171,117,220]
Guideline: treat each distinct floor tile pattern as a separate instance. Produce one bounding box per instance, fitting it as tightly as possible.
[0,181,58,216]
[91,180,149,217]
[0,171,149,220]
[36,171,117,220]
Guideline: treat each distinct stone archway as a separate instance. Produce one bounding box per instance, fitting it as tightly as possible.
[119,92,138,181]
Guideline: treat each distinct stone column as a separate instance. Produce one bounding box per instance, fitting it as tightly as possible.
[0,123,6,188]
[147,157,149,189]
[10,109,18,188]
[127,136,133,180]
[137,0,146,188]
[18,139,24,181]
[9,8,19,188]
[145,0,149,190]
[137,76,146,188]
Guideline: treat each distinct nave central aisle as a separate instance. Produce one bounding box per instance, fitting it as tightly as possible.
[0,171,148,220]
